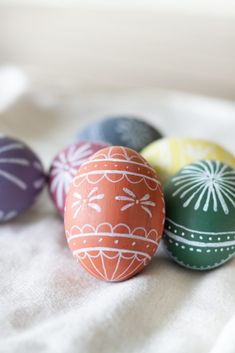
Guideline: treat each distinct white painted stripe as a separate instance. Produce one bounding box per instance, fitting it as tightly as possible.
[75,170,159,184]
[0,169,27,190]
[0,158,29,165]
[73,247,151,259]
[68,232,158,245]
[165,230,235,248]
[100,253,108,280]
[111,253,122,280]
[83,158,152,170]
[87,257,106,280]
[115,258,144,281]
[0,143,24,154]
[79,258,105,280]
[166,218,235,235]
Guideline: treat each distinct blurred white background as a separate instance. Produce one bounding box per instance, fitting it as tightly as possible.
[1,0,235,99]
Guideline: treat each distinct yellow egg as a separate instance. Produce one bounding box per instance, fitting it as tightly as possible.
[141,137,235,185]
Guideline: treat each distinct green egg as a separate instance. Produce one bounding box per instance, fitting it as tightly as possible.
[163,160,235,270]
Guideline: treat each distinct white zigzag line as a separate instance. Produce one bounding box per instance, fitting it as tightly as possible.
[166,218,235,235]
[165,230,235,248]
[68,232,159,245]
[73,247,151,260]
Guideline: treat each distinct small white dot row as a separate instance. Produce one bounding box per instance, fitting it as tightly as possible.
[168,225,234,241]
[83,164,152,173]
[72,239,155,250]
[168,250,232,270]
[169,239,234,253]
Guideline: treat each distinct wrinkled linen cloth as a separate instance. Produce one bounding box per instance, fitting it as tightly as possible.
[0,81,235,353]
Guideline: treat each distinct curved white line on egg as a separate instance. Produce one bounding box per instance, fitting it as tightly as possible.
[165,230,235,248]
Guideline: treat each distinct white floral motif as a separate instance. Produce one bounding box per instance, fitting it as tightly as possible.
[172,160,235,214]
[50,143,93,209]
[115,187,156,217]
[72,187,104,218]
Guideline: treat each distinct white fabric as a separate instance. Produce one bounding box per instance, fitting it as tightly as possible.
[0,74,235,353]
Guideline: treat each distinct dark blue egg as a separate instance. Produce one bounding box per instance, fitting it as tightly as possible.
[75,116,162,152]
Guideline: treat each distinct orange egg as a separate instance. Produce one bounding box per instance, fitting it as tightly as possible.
[64,146,165,281]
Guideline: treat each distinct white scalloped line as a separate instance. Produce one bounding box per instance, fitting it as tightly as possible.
[90,146,148,165]
[75,248,150,260]
[76,250,148,281]
[66,222,159,242]
[73,170,160,191]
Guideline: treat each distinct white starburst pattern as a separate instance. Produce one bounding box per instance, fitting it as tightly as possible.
[50,143,93,209]
[72,187,104,218]
[115,187,156,217]
[171,160,235,214]
[0,142,29,190]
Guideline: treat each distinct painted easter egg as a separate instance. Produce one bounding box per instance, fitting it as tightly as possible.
[49,141,109,216]
[0,135,45,222]
[75,116,162,152]
[141,137,235,185]
[163,160,235,270]
[64,146,165,281]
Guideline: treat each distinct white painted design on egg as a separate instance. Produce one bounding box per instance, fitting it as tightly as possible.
[115,187,156,217]
[50,143,93,209]
[0,142,30,190]
[65,146,165,281]
[172,160,235,214]
[72,187,104,218]
[66,222,159,245]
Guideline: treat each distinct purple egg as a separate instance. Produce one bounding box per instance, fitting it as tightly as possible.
[0,136,46,222]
